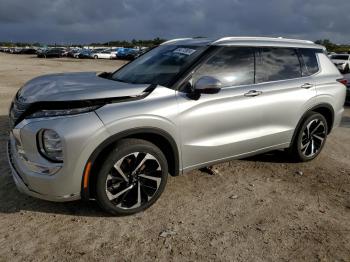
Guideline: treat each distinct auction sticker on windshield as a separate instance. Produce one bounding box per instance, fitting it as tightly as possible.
[173,48,197,56]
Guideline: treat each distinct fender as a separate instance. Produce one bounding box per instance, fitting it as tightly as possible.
[81,127,180,200]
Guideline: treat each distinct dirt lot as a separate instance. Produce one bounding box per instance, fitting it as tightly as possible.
[0,52,349,261]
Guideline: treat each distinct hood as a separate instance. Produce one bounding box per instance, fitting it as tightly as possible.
[17,72,151,104]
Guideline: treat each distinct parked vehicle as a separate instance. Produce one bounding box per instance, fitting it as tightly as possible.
[90,48,107,56]
[330,54,350,73]
[343,74,350,103]
[122,48,148,60]
[10,47,22,54]
[37,48,65,58]
[19,48,37,54]
[0,47,10,52]
[77,49,93,59]
[66,49,81,58]
[0,47,11,52]
[8,37,346,215]
[91,49,116,59]
[116,47,138,59]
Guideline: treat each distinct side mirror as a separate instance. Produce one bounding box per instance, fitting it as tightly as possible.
[194,76,222,94]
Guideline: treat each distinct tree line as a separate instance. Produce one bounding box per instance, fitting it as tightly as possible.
[0,38,166,48]
[1,38,350,52]
[315,39,350,53]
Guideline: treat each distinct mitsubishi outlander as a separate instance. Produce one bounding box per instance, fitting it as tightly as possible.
[8,37,346,215]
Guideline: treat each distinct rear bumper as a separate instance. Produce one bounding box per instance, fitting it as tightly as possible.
[333,107,345,129]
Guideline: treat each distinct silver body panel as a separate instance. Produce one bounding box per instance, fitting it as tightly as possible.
[7,37,346,201]
[17,72,149,103]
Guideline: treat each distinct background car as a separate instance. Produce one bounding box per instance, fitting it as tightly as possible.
[116,47,138,59]
[73,50,83,58]
[91,48,107,54]
[10,47,22,54]
[124,48,150,60]
[330,54,350,73]
[77,49,93,59]
[91,49,116,59]
[37,48,65,58]
[19,48,37,54]
[343,74,350,103]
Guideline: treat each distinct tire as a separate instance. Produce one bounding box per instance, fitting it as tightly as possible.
[94,55,98,59]
[289,112,328,162]
[95,138,168,216]
[345,64,350,74]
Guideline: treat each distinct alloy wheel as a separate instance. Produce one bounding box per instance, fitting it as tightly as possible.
[105,152,163,210]
[300,118,326,158]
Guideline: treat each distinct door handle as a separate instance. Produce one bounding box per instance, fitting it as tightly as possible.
[301,83,313,89]
[244,90,262,97]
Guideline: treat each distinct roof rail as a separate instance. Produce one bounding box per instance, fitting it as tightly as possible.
[212,36,314,45]
[161,38,193,45]
[276,37,314,44]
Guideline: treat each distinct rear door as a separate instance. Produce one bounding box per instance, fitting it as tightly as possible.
[250,47,317,147]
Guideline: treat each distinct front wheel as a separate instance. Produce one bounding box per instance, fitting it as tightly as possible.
[289,112,328,162]
[95,139,168,215]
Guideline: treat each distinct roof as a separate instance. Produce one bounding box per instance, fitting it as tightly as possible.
[161,36,324,49]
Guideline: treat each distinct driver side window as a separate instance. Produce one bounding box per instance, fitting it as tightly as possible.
[193,47,255,87]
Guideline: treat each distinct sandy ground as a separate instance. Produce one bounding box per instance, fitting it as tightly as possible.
[0,52,349,262]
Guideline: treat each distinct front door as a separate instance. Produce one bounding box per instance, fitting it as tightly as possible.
[178,46,266,170]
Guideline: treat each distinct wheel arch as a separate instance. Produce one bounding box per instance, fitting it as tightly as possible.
[81,127,180,200]
[290,103,334,146]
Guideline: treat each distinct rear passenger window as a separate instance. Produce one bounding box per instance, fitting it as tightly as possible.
[256,48,302,83]
[193,47,254,87]
[299,48,319,76]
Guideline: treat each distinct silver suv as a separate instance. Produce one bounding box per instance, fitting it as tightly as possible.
[7,37,346,215]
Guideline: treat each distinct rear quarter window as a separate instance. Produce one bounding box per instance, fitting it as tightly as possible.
[299,48,320,76]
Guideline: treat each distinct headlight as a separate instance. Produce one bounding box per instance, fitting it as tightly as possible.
[37,129,63,162]
[28,105,100,119]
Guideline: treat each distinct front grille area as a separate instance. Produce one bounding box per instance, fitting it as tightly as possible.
[9,98,29,129]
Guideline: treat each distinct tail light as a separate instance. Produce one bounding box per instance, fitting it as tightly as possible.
[337,78,348,86]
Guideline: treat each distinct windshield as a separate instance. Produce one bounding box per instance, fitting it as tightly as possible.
[331,55,349,60]
[111,45,207,87]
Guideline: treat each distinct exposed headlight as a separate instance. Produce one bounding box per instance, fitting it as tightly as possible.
[37,129,63,162]
[28,105,100,119]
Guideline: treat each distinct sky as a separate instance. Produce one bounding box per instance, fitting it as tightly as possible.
[0,0,349,44]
